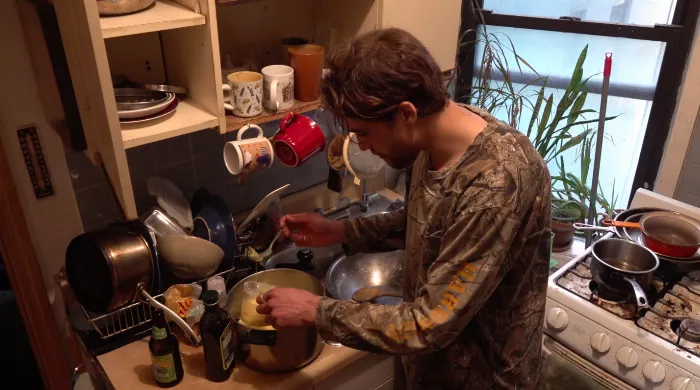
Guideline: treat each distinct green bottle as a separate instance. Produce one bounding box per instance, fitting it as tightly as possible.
[149,309,184,387]
[200,290,236,382]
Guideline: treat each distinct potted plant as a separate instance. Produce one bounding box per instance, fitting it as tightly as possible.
[463,27,619,250]
[551,137,619,250]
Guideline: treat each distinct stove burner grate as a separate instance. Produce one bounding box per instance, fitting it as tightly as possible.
[678,318,700,343]
[589,280,628,303]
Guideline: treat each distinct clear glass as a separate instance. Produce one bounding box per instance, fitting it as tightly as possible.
[240,281,274,327]
[483,0,677,26]
[470,26,666,208]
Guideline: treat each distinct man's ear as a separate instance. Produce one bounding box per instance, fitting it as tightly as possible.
[397,102,418,125]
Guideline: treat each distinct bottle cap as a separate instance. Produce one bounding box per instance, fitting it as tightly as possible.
[202,290,220,306]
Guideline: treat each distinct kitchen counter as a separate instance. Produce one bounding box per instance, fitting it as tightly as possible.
[98,337,369,390]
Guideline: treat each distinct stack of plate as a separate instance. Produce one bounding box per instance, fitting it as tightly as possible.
[115,88,179,124]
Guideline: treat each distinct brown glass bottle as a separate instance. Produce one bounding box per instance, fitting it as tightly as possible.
[149,309,184,387]
[200,290,236,382]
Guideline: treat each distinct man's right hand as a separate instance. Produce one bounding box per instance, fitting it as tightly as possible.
[280,213,347,247]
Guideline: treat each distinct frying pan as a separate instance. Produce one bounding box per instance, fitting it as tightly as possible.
[573,207,666,238]
[622,212,700,279]
[623,213,700,261]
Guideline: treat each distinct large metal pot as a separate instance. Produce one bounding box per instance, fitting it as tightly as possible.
[590,238,658,311]
[65,222,154,313]
[226,269,324,373]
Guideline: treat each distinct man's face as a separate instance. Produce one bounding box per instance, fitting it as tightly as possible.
[345,117,420,169]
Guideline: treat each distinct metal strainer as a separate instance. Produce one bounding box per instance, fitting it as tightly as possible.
[343,133,386,184]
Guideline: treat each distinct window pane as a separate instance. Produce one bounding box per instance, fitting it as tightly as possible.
[469,26,666,208]
[483,0,677,26]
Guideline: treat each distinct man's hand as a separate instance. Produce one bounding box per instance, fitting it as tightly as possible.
[280,213,347,247]
[255,288,321,328]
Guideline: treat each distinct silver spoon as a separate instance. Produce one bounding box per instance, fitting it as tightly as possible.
[352,287,402,303]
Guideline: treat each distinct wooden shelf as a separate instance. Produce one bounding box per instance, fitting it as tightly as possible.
[225,99,321,132]
[121,99,219,148]
[100,0,205,39]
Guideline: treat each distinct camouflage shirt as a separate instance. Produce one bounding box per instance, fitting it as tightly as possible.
[316,105,551,390]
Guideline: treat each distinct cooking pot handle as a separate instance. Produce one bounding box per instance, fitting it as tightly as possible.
[623,277,650,311]
[573,223,614,233]
[138,284,201,347]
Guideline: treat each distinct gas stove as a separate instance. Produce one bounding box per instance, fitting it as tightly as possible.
[545,189,700,390]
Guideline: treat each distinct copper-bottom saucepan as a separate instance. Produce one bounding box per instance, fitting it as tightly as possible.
[602,211,700,259]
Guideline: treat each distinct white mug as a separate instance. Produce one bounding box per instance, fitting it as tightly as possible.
[262,65,294,111]
[222,71,263,118]
[223,124,274,175]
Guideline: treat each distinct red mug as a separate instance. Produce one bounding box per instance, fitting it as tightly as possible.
[273,112,325,167]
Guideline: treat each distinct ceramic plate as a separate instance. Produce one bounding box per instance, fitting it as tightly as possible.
[120,98,178,124]
[118,92,175,119]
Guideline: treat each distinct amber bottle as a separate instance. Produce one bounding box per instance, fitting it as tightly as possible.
[149,309,184,387]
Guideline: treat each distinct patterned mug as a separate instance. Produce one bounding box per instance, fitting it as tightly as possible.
[262,65,294,111]
[223,71,263,118]
[223,124,274,175]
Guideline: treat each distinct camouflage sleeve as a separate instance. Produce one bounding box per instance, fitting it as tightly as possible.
[342,208,407,254]
[316,207,520,354]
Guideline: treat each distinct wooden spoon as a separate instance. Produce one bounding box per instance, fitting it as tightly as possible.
[352,287,402,303]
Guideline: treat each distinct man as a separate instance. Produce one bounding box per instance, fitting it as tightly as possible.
[256,28,551,389]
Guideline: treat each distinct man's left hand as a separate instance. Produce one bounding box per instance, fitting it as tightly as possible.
[256,288,321,328]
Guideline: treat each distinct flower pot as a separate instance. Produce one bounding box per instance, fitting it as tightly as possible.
[552,220,575,252]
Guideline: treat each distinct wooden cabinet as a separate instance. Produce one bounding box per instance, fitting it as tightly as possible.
[52,0,224,218]
[51,0,461,219]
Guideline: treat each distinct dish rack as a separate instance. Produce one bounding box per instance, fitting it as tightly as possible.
[81,237,255,340]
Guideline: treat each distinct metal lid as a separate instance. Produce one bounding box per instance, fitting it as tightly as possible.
[142,84,187,94]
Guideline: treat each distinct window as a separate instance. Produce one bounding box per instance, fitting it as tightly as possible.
[483,0,677,26]
[457,0,699,208]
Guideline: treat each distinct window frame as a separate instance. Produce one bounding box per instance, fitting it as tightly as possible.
[456,0,700,205]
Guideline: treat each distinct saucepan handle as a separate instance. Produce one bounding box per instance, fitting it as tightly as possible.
[139,284,201,347]
[573,223,615,233]
[623,277,650,311]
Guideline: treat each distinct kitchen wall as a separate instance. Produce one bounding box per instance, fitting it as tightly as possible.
[66,115,331,231]
[674,110,700,207]
[656,14,700,198]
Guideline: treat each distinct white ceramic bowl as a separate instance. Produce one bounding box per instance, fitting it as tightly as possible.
[158,235,224,279]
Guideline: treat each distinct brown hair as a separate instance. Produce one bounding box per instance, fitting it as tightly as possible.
[321,28,449,125]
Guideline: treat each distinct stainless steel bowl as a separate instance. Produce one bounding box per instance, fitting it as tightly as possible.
[226,269,325,373]
[326,250,404,305]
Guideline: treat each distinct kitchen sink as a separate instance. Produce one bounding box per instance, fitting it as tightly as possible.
[261,193,405,298]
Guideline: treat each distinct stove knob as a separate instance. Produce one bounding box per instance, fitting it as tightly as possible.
[672,377,697,390]
[615,347,638,368]
[546,308,569,330]
[642,361,666,383]
[590,332,611,353]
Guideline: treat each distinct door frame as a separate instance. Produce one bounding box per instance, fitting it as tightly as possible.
[0,135,72,390]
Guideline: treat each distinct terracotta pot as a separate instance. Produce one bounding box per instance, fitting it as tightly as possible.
[552,220,575,252]
[288,44,324,102]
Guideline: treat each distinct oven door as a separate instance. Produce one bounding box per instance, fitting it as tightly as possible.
[542,335,635,390]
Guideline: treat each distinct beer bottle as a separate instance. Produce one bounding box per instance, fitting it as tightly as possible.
[149,309,184,387]
[200,290,236,382]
